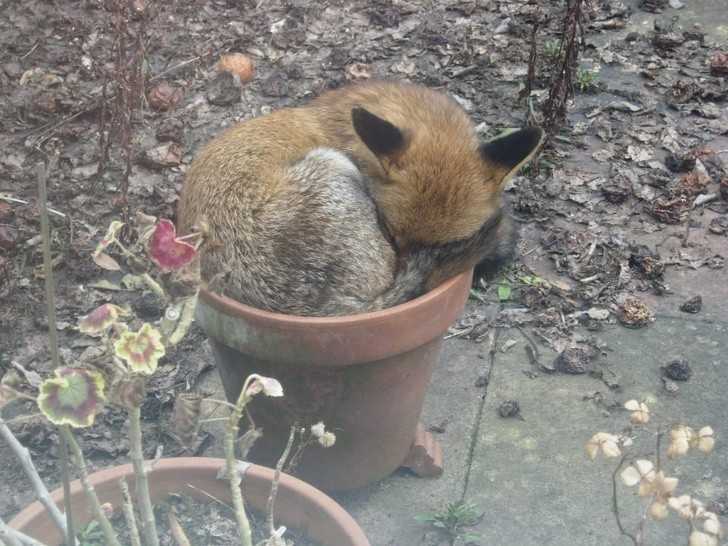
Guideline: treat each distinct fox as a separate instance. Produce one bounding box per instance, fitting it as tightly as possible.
[177,80,543,316]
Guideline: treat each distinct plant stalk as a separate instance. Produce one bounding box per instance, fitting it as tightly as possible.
[266,425,296,537]
[37,156,76,546]
[0,417,67,539]
[61,429,122,546]
[119,478,142,546]
[0,515,25,546]
[225,379,255,546]
[128,406,159,546]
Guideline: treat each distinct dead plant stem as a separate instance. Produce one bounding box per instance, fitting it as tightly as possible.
[225,379,255,546]
[129,406,159,546]
[37,155,77,546]
[612,455,639,545]
[0,516,24,546]
[0,417,69,542]
[119,478,142,546]
[61,429,122,546]
[266,425,297,537]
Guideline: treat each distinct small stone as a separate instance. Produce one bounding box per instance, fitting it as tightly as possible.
[0,226,18,251]
[618,297,654,329]
[668,0,684,8]
[498,400,521,418]
[260,70,289,98]
[679,295,702,313]
[665,152,696,173]
[148,82,183,112]
[587,308,610,321]
[475,374,489,388]
[140,142,183,169]
[553,347,592,374]
[710,52,728,77]
[710,216,728,236]
[3,62,22,78]
[156,117,185,143]
[662,358,691,381]
[206,72,241,106]
[0,202,12,221]
[494,18,511,34]
[602,183,630,204]
[662,377,680,394]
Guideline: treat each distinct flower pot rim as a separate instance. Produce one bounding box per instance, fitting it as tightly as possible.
[9,457,370,546]
[199,271,471,325]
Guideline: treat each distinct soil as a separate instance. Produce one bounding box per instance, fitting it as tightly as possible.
[1,0,727,533]
[77,496,319,546]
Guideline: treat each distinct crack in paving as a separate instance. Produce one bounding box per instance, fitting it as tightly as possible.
[460,326,500,503]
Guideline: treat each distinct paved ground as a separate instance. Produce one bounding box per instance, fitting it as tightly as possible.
[329,287,728,546]
[196,267,728,546]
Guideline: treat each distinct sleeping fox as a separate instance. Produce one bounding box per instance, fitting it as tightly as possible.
[177,80,543,316]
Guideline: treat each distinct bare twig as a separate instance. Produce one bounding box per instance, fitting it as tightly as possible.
[543,0,587,138]
[0,417,67,539]
[119,478,142,546]
[612,455,639,545]
[166,506,192,546]
[37,155,78,546]
[266,425,297,537]
[0,515,25,546]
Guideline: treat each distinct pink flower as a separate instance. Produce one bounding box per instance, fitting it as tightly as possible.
[148,219,197,272]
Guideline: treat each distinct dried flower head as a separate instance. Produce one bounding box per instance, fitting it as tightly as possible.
[585,432,622,460]
[689,530,718,546]
[37,368,106,428]
[310,422,326,438]
[93,220,125,271]
[244,375,284,398]
[318,431,336,448]
[308,421,336,448]
[624,399,650,425]
[114,323,165,375]
[78,303,126,336]
[669,495,707,520]
[696,426,715,454]
[621,460,679,520]
[668,425,695,458]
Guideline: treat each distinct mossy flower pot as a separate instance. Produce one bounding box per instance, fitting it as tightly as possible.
[9,457,369,546]
[195,270,473,492]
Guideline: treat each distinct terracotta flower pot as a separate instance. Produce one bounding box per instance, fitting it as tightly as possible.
[195,270,473,492]
[9,457,369,546]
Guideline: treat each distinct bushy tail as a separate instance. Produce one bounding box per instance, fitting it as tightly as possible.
[371,251,436,310]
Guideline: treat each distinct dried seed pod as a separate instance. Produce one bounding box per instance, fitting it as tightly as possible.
[618,297,654,328]
[148,82,183,112]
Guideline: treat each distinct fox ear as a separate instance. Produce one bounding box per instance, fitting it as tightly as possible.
[352,107,407,159]
[480,127,544,184]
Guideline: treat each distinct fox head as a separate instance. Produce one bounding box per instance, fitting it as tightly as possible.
[350,100,543,251]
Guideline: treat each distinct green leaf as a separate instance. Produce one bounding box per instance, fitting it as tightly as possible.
[37,368,106,428]
[519,275,548,287]
[497,283,512,302]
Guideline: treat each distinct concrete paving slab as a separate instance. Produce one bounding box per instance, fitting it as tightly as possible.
[467,318,728,546]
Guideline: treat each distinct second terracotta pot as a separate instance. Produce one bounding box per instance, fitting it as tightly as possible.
[195,270,473,492]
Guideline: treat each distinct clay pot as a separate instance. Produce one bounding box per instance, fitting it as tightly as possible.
[195,270,473,491]
[9,457,369,546]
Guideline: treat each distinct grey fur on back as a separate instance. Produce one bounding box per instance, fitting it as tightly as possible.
[205,148,430,316]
